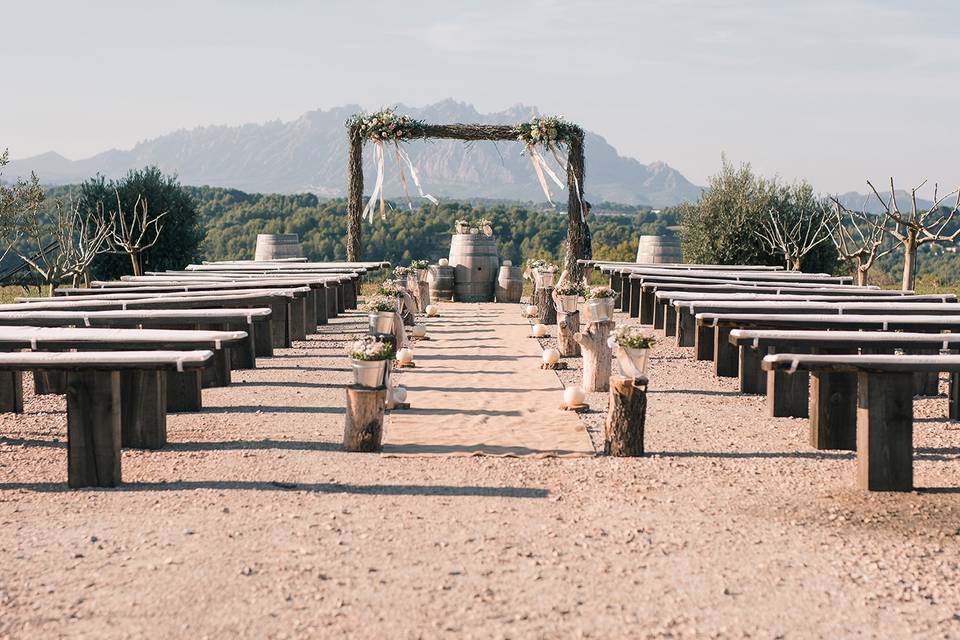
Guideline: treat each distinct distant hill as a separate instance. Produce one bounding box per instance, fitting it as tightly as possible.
[4,100,702,208]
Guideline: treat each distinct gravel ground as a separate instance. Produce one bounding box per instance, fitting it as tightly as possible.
[1,304,959,639]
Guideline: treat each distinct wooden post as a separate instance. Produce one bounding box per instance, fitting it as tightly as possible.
[677,309,696,348]
[713,326,738,378]
[326,284,339,319]
[619,274,631,312]
[201,349,232,389]
[653,298,666,330]
[268,301,289,349]
[857,371,914,491]
[609,272,622,301]
[343,385,386,452]
[336,283,346,313]
[304,289,318,333]
[35,370,67,395]
[911,348,940,397]
[66,370,122,488]
[315,287,329,326]
[253,319,274,358]
[346,126,364,262]
[0,371,24,414]
[809,370,857,451]
[664,303,678,338]
[604,375,647,456]
[120,370,167,450]
[738,346,766,394]
[766,347,810,418]
[166,370,203,413]
[574,320,614,392]
[223,321,256,370]
[563,129,588,281]
[694,323,714,361]
[557,310,581,357]
[289,297,307,341]
[535,287,557,325]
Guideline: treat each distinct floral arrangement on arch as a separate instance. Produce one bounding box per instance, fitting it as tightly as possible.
[515,116,581,146]
[346,108,424,142]
[347,335,395,361]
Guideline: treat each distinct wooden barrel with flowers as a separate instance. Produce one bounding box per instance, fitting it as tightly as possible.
[449,234,499,302]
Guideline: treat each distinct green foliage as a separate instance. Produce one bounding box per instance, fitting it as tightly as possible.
[195,186,676,267]
[79,167,204,279]
[680,158,836,272]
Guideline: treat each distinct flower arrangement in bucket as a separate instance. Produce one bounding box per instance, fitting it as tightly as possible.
[454,219,469,234]
[611,325,656,378]
[585,285,618,321]
[409,259,429,280]
[378,281,407,299]
[476,218,493,236]
[362,296,399,334]
[347,336,395,388]
[392,265,412,279]
[534,262,558,288]
[554,281,585,313]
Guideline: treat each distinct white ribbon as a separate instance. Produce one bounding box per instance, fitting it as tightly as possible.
[548,142,587,224]
[397,145,438,206]
[362,141,386,223]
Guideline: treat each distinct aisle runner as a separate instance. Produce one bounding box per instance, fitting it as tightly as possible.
[382,303,594,457]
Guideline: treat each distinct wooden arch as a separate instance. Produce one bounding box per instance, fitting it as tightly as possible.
[345,122,589,280]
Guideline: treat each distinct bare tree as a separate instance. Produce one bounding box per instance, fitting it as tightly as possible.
[867,179,960,290]
[105,191,167,276]
[754,183,833,270]
[828,197,895,286]
[10,199,112,295]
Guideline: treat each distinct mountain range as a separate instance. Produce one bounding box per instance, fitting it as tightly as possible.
[3,100,703,208]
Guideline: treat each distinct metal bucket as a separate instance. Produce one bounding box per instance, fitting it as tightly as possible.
[368,311,395,335]
[558,295,579,313]
[351,359,388,388]
[616,347,649,377]
[255,233,302,261]
[587,298,615,322]
[449,233,499,302]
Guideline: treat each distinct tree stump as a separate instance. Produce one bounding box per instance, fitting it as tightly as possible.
[574,320,614,392]
[605,375,647,456]
[343,385,387,452]
[535,287,557,325]
[407,277,430,313]
[557,310,581,357]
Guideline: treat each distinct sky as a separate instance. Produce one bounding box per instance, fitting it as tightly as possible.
[2,0,959,194]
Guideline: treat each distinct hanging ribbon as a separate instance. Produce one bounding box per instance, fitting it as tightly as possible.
[362,141,386,223]
[526,143,565,205]
[548,141,587,224]
[396,144,439,206]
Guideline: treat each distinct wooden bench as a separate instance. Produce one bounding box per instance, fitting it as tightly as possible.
[730,329,960,442]
[0,307,271,370]
[691,301,960,369]
[762,353,960,491]
[0,350,212,487]
[627,274,880,321]
[0,326,248,414]
[9,289,302,348]
[660,291,955,345]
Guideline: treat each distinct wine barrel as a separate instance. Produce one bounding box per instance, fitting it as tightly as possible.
[495,265,523,303]
[255,233,302,261]
[427,265,455,302]
[449,233,499,302]
[636,235,682,264]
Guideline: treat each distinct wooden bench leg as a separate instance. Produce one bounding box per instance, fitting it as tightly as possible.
[677,309,696,348]
[619,276,630,312]
[610,273,622,305]
[694,324,714,361]
[35,370,67,395]
[911,348,940,397]
[0,371,24,414]
[268,301,289,349]
[326,286,338,319]
[767,367,809,419]
[201,349,232,388]
[315,287,329,326]
[738,347,766,394]
[67,370,121,488]
[714,326,738,377]
[629,281,641,318]
[253,319,274,358]
[289,298,307,342]
[857,371,913,491]
[167,370,203,412]
[344,279,358,309]
[220,321,255,370]
[336,283,346,314]
[639,288,655,324]
[653,299,665,330]
[304,290,318,333]
[120,369,167,450]
[664,304,677,338]
[809,370,857,450]
[950,372,960,420]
